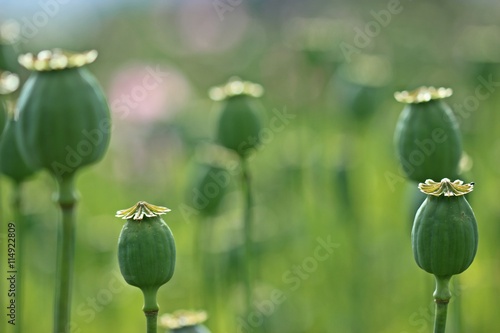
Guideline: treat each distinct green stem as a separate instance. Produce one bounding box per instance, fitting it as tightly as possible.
[195,217,207,303]
[54,175,78,333]
[240,157,253,313]
[142,288,159,333]
[434,303,449,333]
[146,314,158,333]
[433,276,452,333]
[12,182,22,333]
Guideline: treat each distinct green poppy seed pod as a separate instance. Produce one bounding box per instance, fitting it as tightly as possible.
[116,201,176,292]
[0,118,36,183]
[187,163,229,216]
[412,178,478,277]
[394,87,462,183]
[333,54,391,124]
[407,183,427,230]
[160,310,212,333]
[15,49,110,179]
[209,78,264,157]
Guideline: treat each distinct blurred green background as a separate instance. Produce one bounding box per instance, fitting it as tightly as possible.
[2,0,500,332]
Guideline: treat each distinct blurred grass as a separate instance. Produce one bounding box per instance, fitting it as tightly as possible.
[2,0,500,332]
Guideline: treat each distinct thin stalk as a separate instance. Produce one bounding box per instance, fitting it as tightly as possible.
[199,217,216,310]
[348,221,364,333]
[53,175,78,333]
[433,276,452,333]
[240,157,253,313]
[142,288,159,333]
[145,314,158,333]
[434,303,449,333]
[12,182,22,333]
[193,218,203,306]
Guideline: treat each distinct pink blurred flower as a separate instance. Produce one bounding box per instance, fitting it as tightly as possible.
[177,1,249,54]
[108,63,191,124]
[106,63,191,181]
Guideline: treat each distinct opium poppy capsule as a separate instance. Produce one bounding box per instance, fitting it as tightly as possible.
[0,71,30,182]
[160,310,212,333]
[116,202,176,300]
[394,87,462,183]
[333,54,391,124]
[209,77,264,157]
[0,117,36,183]
[187,162,229,217]
[0,70,19,136]
[0,21,21,73]
[412,178,477,277]
[15,49,110,179]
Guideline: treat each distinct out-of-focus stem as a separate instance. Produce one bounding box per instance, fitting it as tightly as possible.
[53,175,78,333]
[240,157,253,313]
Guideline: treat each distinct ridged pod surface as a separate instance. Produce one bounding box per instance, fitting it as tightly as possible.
[394,87,462,183]
[15,50,110,178]
[412,179,477,277]
[117,202,176,291]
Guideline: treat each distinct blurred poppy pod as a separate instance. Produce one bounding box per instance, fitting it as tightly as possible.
[0,20,21,73]
[284,18,346,66]
[0,117,36,183]
[209,77,264,157]
[394,87,462,183]
[333,54,391,124]
[0,70,19,136]
[0,71,35,183]
[412,178,477,277]
[15,49,111,179]
[160,310,212,333]
[187,162,229,216]
[116,201,176,294]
